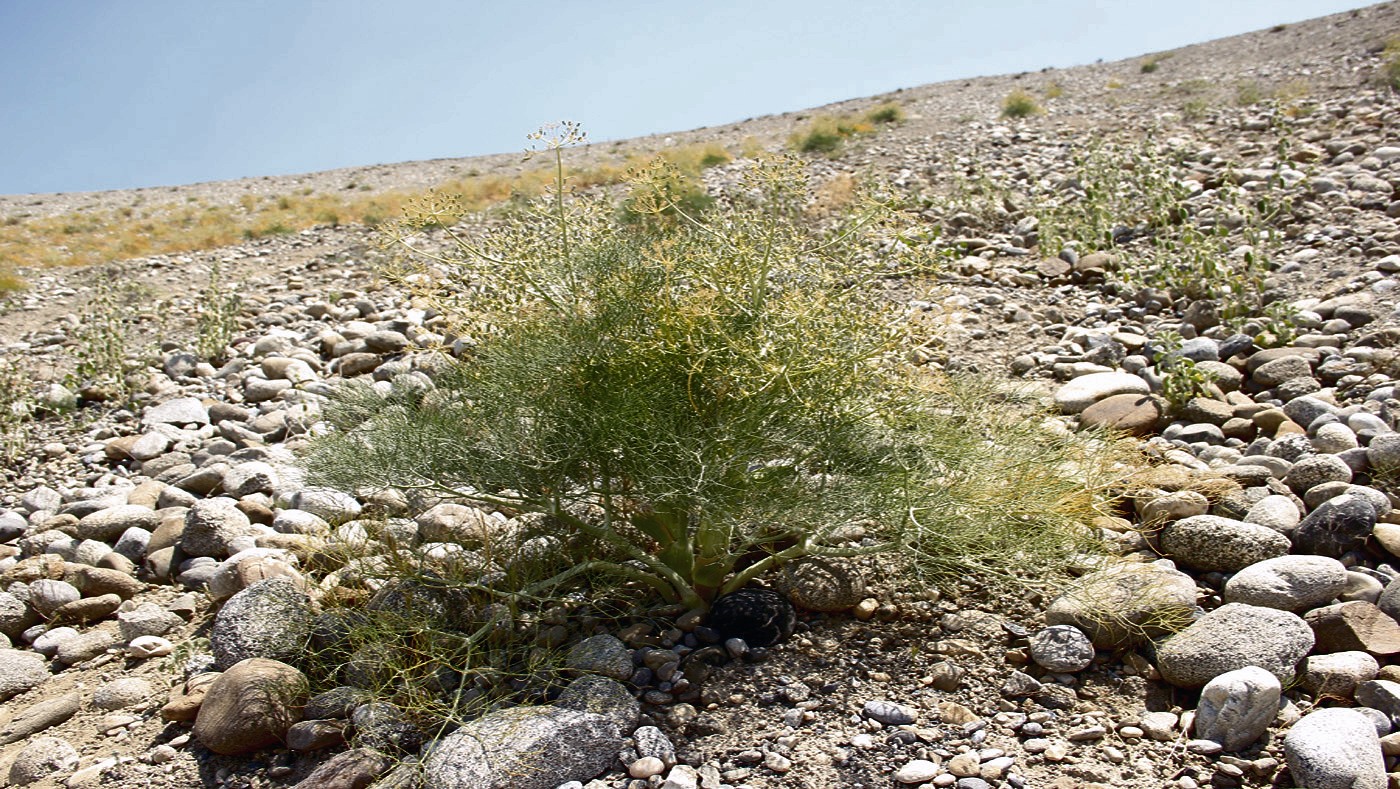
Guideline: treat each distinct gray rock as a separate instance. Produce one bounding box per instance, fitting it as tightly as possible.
[30,628,79,658]
[1053,372,1149,415]
[1028,625,1095,672]
[1193,666,1280,751]
[0,693,81,745]
[0,592,36,639]
[142,397,210,427]
[1044,562,1197,647]
[1283,454,1353,494]
[862,700,917,726]
[8,737,79,785]
[223,462,280,497]
[1223,555,1348,611]
[285,488,361,524]
[1355,680,1400,728]
[181,497,256,559]
[632,725,676,767]
[117,602,184,642]
[1243,495,1302,533]
[92,677,154,710]
[552,675,640,730]
[112,527,152,562]
[27,579,79,618]
[1294,493,1378,557]
[1253,356,1312,388]
[421,705,625,789]
[1159,515,1291,572]
[75,505,159,542]
[210,578,313,669]
[1312,423,1359,454]
[1301,651,1379,700]
[1284,708,1386,789]
[0,649,49,700]
[53,628,119,665]
[1154,603,1313,688]
[565,634,634,682]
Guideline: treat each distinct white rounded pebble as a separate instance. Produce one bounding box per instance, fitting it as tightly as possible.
[629,757,665,779]
[894,759,941,784]
[127,636,175,658]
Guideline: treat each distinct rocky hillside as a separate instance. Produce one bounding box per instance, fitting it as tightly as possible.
[2,3,1400,789]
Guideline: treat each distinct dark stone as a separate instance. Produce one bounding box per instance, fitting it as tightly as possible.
[706,589,796,648]
[1294,494,1377,557]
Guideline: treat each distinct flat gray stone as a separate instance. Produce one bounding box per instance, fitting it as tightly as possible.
[1155,603,1313,688]
[1159,515,1291,572]
[421,705,624,789]
[1054,372,1149,415]
[1193,666,1280,751]
[1045,562,1197,647]
[1223,555,1348,611]
[142,397,209,427]
[1284,708,1385,789]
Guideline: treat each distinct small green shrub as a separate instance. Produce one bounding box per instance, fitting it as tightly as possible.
[865,102,905,124]
[1151,331,1218,413]
[0,358,33,462]
[1001,89,1042,118]
[195,261,243,364]
[1382,36,1400,89]
[69,268,144,401]
[307,125,1126,611]
[1140,59,1159,74]
[1044,82,1065,99]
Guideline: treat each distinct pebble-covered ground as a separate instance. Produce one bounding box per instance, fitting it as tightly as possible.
[4,4,1400,789]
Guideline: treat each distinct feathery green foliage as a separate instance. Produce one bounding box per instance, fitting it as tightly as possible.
[1001,89,1043,118]
[305,123,1126,610]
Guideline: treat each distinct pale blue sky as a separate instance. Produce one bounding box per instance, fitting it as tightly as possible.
[0,0,1376,195]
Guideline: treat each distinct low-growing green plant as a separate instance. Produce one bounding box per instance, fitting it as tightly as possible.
[1001,89,1042,118]
[1044,82,1065,99]
[306,124,1126,612]
[1150,331,1218,412]
[866,102,905,124]
[1140,59,1160,74]
[69,268,145,401]
[1383,36,1400,90]
[0,358,33,462]
[195,261,243,364]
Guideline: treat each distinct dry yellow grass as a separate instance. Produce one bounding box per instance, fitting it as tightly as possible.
[0,142,734,293]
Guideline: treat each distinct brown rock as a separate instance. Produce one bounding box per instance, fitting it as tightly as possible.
[161,672,221,723]
[1078,394,1165,437]
[192,659,307,755]
[937,701,979,726]
[1381,665,1400,683]
[1,555,66,586]
[1036,258,1072,279]
[291,748,388,789]
[64,565,144,600]
[1221,417,1257,440]
[0,693,81,745]
[147,512,187,553]
[104,435,141,462]
[236,500,276,526]
[144,547,176,583]
[1305,601,1400,656]
[1181,397,1234,426]
[286,719,348,751]
[48,593,122,625]
[125,481,166,509]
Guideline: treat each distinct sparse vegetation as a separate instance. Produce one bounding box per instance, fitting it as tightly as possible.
[307,125,1124,614]
[1044,82,1064,99]
[788,103,905,156]
[1001,89,1043,118]
[1035,137,1295,325]
[195,261,244,364]
[0,143,737,291]
[0,358,34,461]
[1381,36,1400,89]
[69,268,149,401]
